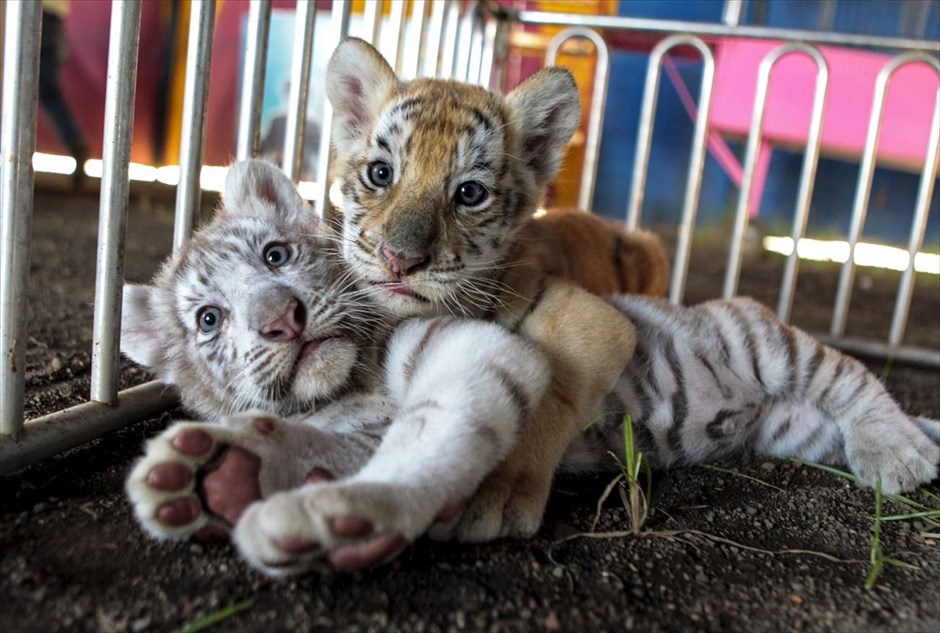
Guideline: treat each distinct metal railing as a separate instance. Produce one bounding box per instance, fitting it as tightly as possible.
[1,0,938,474]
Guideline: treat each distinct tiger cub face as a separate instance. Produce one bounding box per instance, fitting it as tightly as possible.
[121,160,384,420]
[326,38,581,318]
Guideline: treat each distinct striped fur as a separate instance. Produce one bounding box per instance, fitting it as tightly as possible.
[122,160,552,575]
[562,296,939,494]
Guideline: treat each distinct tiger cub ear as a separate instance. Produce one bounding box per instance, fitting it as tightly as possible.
[222,159,307,223]
[326,37,398,157]
[121,284,175,381]
[505,67,581,189]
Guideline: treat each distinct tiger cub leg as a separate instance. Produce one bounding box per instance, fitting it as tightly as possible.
[126,401,389,541]
[230,318,551,576]
[445,281,637,542]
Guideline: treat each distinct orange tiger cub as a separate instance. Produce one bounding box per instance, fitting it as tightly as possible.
[521,210,669,298]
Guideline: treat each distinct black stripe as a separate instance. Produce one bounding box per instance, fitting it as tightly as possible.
[664,339,688,457]
[726,302,764,388]
[612,234,626,291]
[376,136,390,152]
[488,362,532,420]
[510,279,547,332]
[705,408,739,440]
[402,318,455,384]
[695,351,733,399]
[468,106,495,132]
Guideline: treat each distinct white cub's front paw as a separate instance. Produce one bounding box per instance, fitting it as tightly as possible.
[125,412,341,541]
[233,481,448,577]
[845,417,939,494]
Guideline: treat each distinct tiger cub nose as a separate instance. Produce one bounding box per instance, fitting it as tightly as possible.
[381,247,427,275]
[260,299,306,342]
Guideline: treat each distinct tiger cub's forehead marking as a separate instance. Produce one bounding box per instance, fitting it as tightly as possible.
[370,85,508,180]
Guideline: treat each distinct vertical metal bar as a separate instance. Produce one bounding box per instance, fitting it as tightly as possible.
[402,0,427,79]
[90,0,142,405]
[314,0,352,217]
[466,7,485,84]
[455,5,478,81]
[386,0,406,72]
[283,0,317,183]
[722,0,745,26]
[478,18,499,88]
[889,85,940,346]
[625,42,665,230]
[235,0,271,160]
[776,47,829,322]
[722,43,820,299]
[423,0,447,77]
[362,0,382,46]
[487,17,511,92]
[662,39,715,305]
[439,0,460,79]
[0,0,41,435]
[830,53,937,336]
[172,0,216,251]
[546,28,610,212]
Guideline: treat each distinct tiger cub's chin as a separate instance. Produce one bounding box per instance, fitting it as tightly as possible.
[292,337,361,402]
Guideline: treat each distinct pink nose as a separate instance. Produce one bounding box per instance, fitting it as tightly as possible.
[381,247,426,275]
[260,300,305,342]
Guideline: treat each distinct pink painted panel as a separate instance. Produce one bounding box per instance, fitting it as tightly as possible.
[709,39,939,172]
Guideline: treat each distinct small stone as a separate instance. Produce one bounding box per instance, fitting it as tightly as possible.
[545,612,560,630]
[761,462,775,471]
[552,566,564,578]
[790,594,804,605]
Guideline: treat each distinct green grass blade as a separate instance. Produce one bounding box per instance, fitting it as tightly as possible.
[877,510,940,522]
[174,599,254,633]
[865,482,884,590]
[788,458,856,481]
[884,558,920,570]
[623,415,637,484]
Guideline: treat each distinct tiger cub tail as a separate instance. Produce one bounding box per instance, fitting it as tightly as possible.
[521,210,670,298]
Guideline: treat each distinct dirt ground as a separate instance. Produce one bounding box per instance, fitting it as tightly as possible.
[2,188,938,633]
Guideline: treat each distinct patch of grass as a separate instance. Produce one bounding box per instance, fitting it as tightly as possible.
[789,458,938,588]
[174,599,254,633]
[590,414,652,534]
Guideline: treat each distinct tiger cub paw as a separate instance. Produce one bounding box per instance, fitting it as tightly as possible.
[432,467,552,543]
[126,413,335,541]
[232,482,448,576]
[845,417,939,494]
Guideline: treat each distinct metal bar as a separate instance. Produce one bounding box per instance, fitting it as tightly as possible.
[642,37,715,305]
[386,0,406,72]
[90,0,142,405]
[466,7,485,84]
[423,0,447,77]
[454,4,477,81]
[829,53,938,337]
[511,9,940,52]
[440,0,460,79]
[402,0,427,79]
[546,28,610,212]
[487,16,511,92]
[235,0,271,160]
[723,43,821,299]
[813,335,940,370]
[314,0,352,217]
[283,0,317,183]
[0,381,180,476]
[722,0,745,26]
[888,84,940,347]
[172,0,216,251]
[362,0,382,46]
[0,0,41,436]
[776,46,829,323]
[478,17,499,88]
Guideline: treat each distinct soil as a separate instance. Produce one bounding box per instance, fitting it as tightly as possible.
[2,189,938,633]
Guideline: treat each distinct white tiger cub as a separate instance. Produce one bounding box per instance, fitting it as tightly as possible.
[123,160,551,574]
[564,296,939,494]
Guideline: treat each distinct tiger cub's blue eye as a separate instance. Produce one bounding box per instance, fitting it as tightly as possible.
[367,161,394,187]
[263,243,291,267]
[197,306,223,333]
[455,181,488,207]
